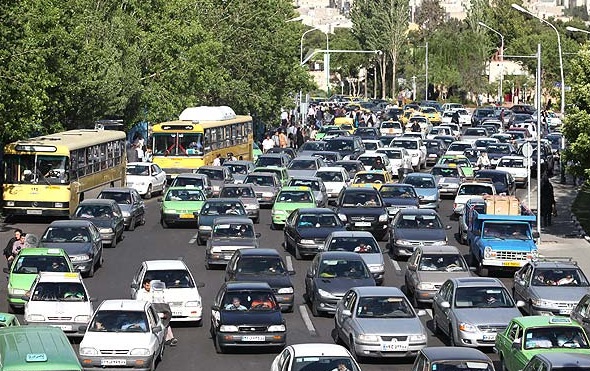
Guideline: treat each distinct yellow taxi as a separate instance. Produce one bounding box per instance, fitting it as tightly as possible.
[419,106,441,124]
[400,109,415,126]
[350,170,393,191]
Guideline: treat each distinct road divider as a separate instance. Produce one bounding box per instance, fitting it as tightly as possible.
[299,305,317,337]
[286,256,293,272]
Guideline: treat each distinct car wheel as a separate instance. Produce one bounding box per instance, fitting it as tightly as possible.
[160,218,168,229]
[197,236,205,246]
[295,245,302,260]
[310,297,320,317]
[214,334,224,354]
[500,354,508,371]
[97,251,104,267]
[349,336,364,363]
[449,326,456,346]
[86,262,95,278]
[149,354,156,371]
[128,217,136,231]
[253,217,259,224]
[432,315,440,334]
[110,236,117,248]
[144,185,152,199]
[140,213,146,225]
[158,342,165,361]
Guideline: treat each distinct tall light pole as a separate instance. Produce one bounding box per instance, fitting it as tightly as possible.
[478,21,505,105]
[512,4,565,115]
[566,26,590,35]
[300,27,321,64]
[425,42,429,100]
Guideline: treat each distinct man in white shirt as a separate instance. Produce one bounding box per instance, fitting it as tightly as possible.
[136,279,178,346]
[262,135,275,153]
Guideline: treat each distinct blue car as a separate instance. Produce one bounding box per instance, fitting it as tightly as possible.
[403,173,440,209]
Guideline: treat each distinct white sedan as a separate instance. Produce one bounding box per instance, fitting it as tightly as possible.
[126,162,167,199]
[495,156,529,187]
[272,344,361,371]
[376,147,413,176]
[314,167,351,201]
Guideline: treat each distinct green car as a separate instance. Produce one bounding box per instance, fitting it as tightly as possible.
[271,186,316,229]
[159,186,206,228]
[314,125,339,140]
[496,316,590,371]
[3,248,73,310]
[0,313,20,327]
[253,142,263,162]
[252,166,290,186]
[437,154,475,177]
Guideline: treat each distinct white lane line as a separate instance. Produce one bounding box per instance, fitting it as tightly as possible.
[299,305,318,336]
[425,309,433,318]
[390,259,401,272]
[285,256,294,272]
[189,233,199,244]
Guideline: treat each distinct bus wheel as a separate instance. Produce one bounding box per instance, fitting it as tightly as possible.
[144,185,152,199]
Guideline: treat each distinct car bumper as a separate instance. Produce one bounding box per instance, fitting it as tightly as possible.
[128,184,150,196]
[79,354,156,371]
[414,289,438,303]
[198,228,212,240]
[295,242,324,257]
[347,221,388,235]
[246,209,260,220]
[271,213,288,225]
[7,294,25,307]
[169,306,203,322]
[314,296,340,313]
[456,331,499,347]
[257,197,275,206]
[274,294,295,311]
[481,259,528,268]
[426,156,439,164]
[206,251,234,266]
[99,232,116,244]
[2,207,69,217]
[27,322,86,337]
[73,259,94,273]
[354,342,426,358]
[530,305,574,316]
[391,244,417,257]
[438,186,459,195]
[418,199,439,209]
[162,213,198,225]
[216,332,286,348]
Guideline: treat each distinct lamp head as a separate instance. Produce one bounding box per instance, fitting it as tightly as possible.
[566,26,582,32]
[511,3,527,12]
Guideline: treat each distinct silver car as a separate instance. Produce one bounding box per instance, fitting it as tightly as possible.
[205,217,260,269]
[432,277,524,347]
[430,165,465,197]
[286,156,327,178]
[219,184,260,223]
[222,160,255,184]
[97,187,145,231]
[243,172,281,207]
[322,231,385,285]
[513,258,590,316]
[404,245,472,306]
[169,173,213,198]
[287,176,329,208]
[334,286,427,360]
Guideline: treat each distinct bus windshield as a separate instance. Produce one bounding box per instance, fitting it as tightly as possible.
[4,154,69,185]
[153,133,204,156]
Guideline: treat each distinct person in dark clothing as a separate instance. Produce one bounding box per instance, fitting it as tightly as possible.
[371,158,386,171]
[451,111,460,126]
[411,121,421,132]
[540,176,556,227]
[3,229,22,264]
[296,127,304,149]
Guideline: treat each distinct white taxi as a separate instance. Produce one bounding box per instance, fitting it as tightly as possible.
[130,260,204,325]
[314,167,351,202]
[126,162,167,199]
[24,271,93,338]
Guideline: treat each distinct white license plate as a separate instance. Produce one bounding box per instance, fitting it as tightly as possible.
[101,360,127,366]
[26,209,43,215]
[172,311,183,316]
[560,309,572,315]
[482,333,496,341]
[242,335,265,342]
[381,342,409,351]
[355,222,371,227]
[51,324,72,331]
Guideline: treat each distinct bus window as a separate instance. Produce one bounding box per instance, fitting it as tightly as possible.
[178,133,204,156]
[3,155,68,185]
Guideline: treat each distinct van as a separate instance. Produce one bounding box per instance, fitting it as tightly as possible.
[0,326,82,371]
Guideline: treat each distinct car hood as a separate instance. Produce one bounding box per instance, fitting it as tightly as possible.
[250,185,276,193]
[117,204,134,213]
[356,317,424,335]
[161,200,205,211]
[394,228,447,241]
[233,274,292,289]
[39,242,92,256]
[496,167,528,177]
[81,332,155,348]
[359,253,384,266]
[126,175,151,182]
[70,217,113,228]
[219,310,283,325]
[417,270,471,284]
[454,307,521,326]
[29,300,93,316]
[435,176,460,185]
[209,238,258,251]
[314,277,375,296]
[160,288,202,302]
[287,170,317,178]
[382,197,419,207]
[298,226,347,239]
[323,182,346,191]
[483,239,536,252]
[530,286,590,302]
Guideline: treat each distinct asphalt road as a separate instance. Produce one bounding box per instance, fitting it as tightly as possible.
[0,178,535,371]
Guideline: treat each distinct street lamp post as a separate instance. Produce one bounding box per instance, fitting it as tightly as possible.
[566,26,590,35]
[512,4,565,116]
[417,43,428,100]
[478,21,505,105]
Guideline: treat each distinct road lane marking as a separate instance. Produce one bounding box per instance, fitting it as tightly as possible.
[390,259,401,272]
[189,233,199,244]
[425,309,433,318]
[285,256,294,272]
[299,305,317,336]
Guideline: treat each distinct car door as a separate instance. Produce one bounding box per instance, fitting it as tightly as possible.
[571,294,590,333]
[225,252,240,282]
[147,304,165,351]
[152,164,166,191]
[436,281,453,335]
[335,290,353,336]
[406,248,422,294]
[339,290,358,345]
[503,322,523,371]
[132,190,145,220]
[284,210,297,247]
[89,224,102,264]
[112,203,125,235]
[305,255,319,299]
[131,263,147,298]
[513,264,532,305]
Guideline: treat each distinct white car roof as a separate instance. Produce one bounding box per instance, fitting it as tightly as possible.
[144,260,188,271]
[315,167,347,173]
[99,299,147,311]
[358,153,386,158]
[498,155,526,161]
[37,272,83,283]
[361,139,381,143]
[290,343,352,358]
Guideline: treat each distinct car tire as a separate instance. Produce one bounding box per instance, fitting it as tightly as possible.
[197,236,205,246]
[140,213,146,225]
[158,342,164,362]
[144,185,152,200]
[432,315,440,335]
[128,217,136,231]
[97,252,104,268]
[311,298,320,317]
[349,337,364,363]
[295,245,302,260]
[500,354,508,371]
[86,261,95,278]
[161,218,168,229]
[253,217,259,224]
[214,334,224,354]
[449,326,456,346]
[110,236,117,248]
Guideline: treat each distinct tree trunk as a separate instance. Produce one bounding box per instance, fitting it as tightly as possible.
[390,52,397,100]
[380,55,387,99]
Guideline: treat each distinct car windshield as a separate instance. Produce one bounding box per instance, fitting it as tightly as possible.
[454,287,515,308]
[405,176,435,188]
[223,164,249,175]
[164,189,205,201]
[381,122,401,129]
[458,185,493,196]
[364,142,379,151]
[531,268,589,287]
[486,145,512,154]
[289,179,320,191]
[431,361,493,371]
[313,152,339,162]
[475,109,495,118]
[325,140,353,152]
[418,254,468,272]
[380,186,416,198]
[327,237,379,253]
[277,191,312,203]
[395,214,442,229]
[245,175,275,187]
[426,140,442,148]
[316,171,343,182]
[41,226,92,243]
[256,157,283,167]
[235,257,286,275]
[288,160,318,170]
[297,213,341,228]
[31,282,87,301]
[507,131,525,139]
[342,192,383,207]
[483,222,530,240]
[99,191,131,204]
[358,157,381,167]
[291,357,359,371]
[12,256,69,274]
[318,259,370,279]
[475,173,506,184]
[356,296,414,318]
[196,168,224,180]
[498,159,525,168]
[431,167,459,177]
[74,205,116,218]
[377,150,401,159]
[300,141,325,151]
[448,143,472,152]
[144,269,195,288]
[335,163,360,173]
[201,202,245,216]
[213,222,254,238]
[170,177,205,189]
[222,291,278,311]
[523,326,589,350]
[354,173,386,184]
[126,164,150,176]
[474,139,496,148]
[391,140,418,150]
[89,310,149,333]
[220,187,255,198]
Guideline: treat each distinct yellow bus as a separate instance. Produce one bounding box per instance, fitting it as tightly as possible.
[151,106,253,179]
[3,129,126,217]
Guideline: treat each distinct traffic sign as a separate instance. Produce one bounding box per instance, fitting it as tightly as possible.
[522,143,533,158]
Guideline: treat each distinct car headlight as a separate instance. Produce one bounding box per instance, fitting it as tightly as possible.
[378,213,388,222]
[417,282,437,290]
[300,239,315,244]
[9,288,26,295]
[459,322,477,332]
[163,209,177,214]
[130,348,151,356]
[432,241,446,246]
[262,192,274,197]
[6,201,14,207]
[317,288,337,299]
[273,210,287,215]
[121,211,130,217]
[357,334,380,343]
[368,264,385,273]
[75,315,90,323]
[70,254,90,262]
[532,298,557,308]
[408,334,427,342]
[277,287,294,294]
[396,239,412,246]
[99,228,113,233]
[219,325,239,332]
[484,246,493,258]
[338,213,348,222]
[26,314,45,322]
[268,324,286,332]
[80,347,99,356]
[185,300,201,307]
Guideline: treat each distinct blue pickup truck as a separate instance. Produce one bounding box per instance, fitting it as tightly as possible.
[467,211,539,276]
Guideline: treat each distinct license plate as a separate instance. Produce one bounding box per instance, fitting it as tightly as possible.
[180,213,194,219]
[503,261,521,267]
[242,335,265,342]
[26,209,42,215]
[51,324,72,331]
[172,311,183,316]
[559,309,572,315]
[482,333,496,341]
[101,360,126,366]
[381,342,409,351]
[355,222,371,227]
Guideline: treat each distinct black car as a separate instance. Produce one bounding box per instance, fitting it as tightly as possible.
[254,153,291,168]
[97,187,145,231]
[225,249,295,312]
[311,150,342,165]
[424,139,446,166]
[335,187,389,241]
[71,199,124,247]
[485,143,516,167]
[508,113,534,127]
[39,219,103,277]
[266,147,297,161]
[354,127,380,140]
[283,208,346,260]
[334,160,365,177]
[474,169,516,196]
[323,136,365,160]
[304,251,375,316]
[471,108,496,126]
[517,141,555,177]
[379,183,420,220]
[297,141,326,156]
[194,166,234,196]
[210,281,286,353]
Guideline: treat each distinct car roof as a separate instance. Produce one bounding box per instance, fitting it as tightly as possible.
[297,207,335,214]
[450,277,503,287]
[353,286,403,296]
[292,156,321,161]
[280,186,312,192]
[246,172,276,177]
[48,219,95,227]
[418,245,462,254]
[213,216,253,225]
[511,315,582,328]
[197,166,224,171]
[319,251,365,260]
[421,347,491,362]
[328,231,377,239]
[18,247,67,256]
[289,176,322,181]
[205,198,244,204]
[398,208,438,216]
[316,167,346,172]
[530,258,580,269]
[225,281,272,290]
[175,173,208,179]
[289,343,352,358]
[99,187,135,193]
[237,248,281,257]
[37,271,83,282]
[223,160,253,166]
[99,299,148,311]
[405,172,434,178]
[127,162,150,166]
[530,353,590,367]
[79,199,116,206]
[143,260,188,270]
[258,153,286,158]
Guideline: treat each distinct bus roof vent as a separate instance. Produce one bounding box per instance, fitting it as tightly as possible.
[179,106,236,122]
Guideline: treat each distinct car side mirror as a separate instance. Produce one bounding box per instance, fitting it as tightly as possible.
[2,268,8,274]
[157,197,163,202]
[21,295,30,301]
[512,339,521,350]
[516,300,525,308]
[130,283,138,289]
[441,301,451,309]
[341,309,352,317]
[197,282,205,288]
[152,326,162,334]
[532,231,540,239]
[407,264,417,271]
[78,325,88,333]
[255,233,261,238]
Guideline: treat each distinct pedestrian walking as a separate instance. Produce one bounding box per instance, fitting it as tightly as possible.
[540,176,556,227]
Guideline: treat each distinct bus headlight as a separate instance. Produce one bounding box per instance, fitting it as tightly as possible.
[54,202,64,208]
[5,201,14,206]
